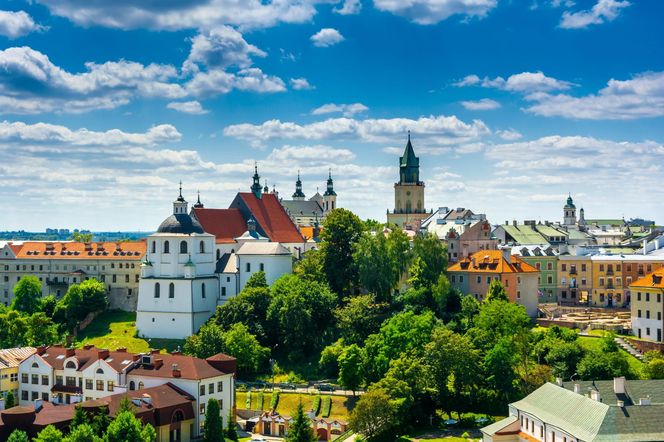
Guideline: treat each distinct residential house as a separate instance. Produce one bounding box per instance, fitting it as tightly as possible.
[0,348,35,403]
[630,268,664,341]
[511,246,558,303]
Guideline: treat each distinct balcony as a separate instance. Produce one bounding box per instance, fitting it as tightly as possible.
[606,270,614,275]
[569,269,578,275]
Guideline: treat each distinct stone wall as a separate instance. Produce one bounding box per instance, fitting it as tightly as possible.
[108,287,138,311]
[627,338,664,354]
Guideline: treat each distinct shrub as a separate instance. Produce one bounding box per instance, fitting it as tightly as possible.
[270,391,280,410]
[257,391,265,410]
[312,395,321,416]
[245,390,252,409]
[321,395,331,418]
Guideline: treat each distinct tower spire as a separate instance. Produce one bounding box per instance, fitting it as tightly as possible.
[250,162,263,198]
[193,190,204,209]
[292,169,305,200]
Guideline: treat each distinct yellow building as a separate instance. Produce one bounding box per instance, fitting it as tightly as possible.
[557,256,592,305]
[0,347,35,402]
[590,256,664,308]
[630,268,664,342]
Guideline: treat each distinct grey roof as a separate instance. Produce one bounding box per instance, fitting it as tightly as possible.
[236,242,291,256]
[281,199,323,217]
[215,253,237,274]
[481,416,518,436]
[157,213,205,234]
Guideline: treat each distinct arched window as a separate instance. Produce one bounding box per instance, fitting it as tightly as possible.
[96,368,104,375]
[65,361,76,369]
[154,282,160,298]
[172,410,185,423]
[151,241,156,254]
[216,249,220,260]
[164,241,170,254]
[31,362,39,368]
[129,381,135,390]
[201,283,206,299]
[169,283,175,298]
[200,241,205,253]
[180,240,188,254]
[138,381,144,390]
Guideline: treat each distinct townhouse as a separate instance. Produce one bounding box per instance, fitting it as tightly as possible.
[0,347,34,402]
[511,245,558,303]
[630,268,664,341]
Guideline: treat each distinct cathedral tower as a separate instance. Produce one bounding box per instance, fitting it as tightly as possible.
[323,168,337,213]
[387,133,428,228]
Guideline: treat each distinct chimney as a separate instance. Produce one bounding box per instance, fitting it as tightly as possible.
[65,348,75,358]
[617,400,624,407]
[639,397,651,406]
[97,349,109,360]
[36,346,47,356]
[171,350,182,356]
[150,349,160,355]
[590,389,601,402]
[555,377,563,386]
[116,347,127,353]
[172,364,181,378]
[513,220,517,227]
[574,384,581,394]
[154,358,164,369]
[83,344,94,350]
[505,220,508,226]
[613,377,626,394]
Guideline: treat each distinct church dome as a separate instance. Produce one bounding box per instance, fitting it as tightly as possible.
[157,213,204,234]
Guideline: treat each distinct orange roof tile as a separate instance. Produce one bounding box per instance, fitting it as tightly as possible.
[11,241,146,260]
[232,193,304,244]
[630,267,664,289]
[448,249,539,274]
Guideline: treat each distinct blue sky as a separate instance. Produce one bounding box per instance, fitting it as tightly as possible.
[1,0,663,231]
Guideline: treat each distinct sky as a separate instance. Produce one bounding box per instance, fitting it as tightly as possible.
[1,0,663,231]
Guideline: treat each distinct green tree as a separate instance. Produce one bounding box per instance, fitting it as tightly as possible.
[334,295,386,345]
[5,390,15,408]
[483,337,518,404]
[71,404,88,428]
[41,295,58,317]
[79,279,108,314]
[204,399,224,442]
[184,322,226,359]
[354,233,398,302]
[319,339,345,378]
[485,279,508,303]
[104,411,155,442]
[65,423,102,442]
[471,300,531,350]
[71,232,93,242]
[117,397,135,413]
[222,323,270,374]
[214,286,272,343]
[91,408,112,437]
[34,425,64,442]
[7,430,29,442]
[286,401,316,442]
[386,229,412,279]
[645,358,664,379]
[320,208,364,294]
[11,276,42,314]
[349,389,397,442]
[26,312,60,346]
[225,410,238,441]
[0,310,29,347]
[293,248,327,285]
[338,344,364,394]
[411,233,447,288]
[245,271,267,288]
[544,341,584,379]
[577,351,630,380]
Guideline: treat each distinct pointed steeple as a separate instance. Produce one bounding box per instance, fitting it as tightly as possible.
[263,180,269,194]
[324,168,337,196]
[173,181,188,214]
[399,132,420,184]
[292,170,305,200]
[250,162,263,198]
[193,190,204,209]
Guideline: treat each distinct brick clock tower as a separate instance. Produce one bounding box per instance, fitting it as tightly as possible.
[387,133,430,229]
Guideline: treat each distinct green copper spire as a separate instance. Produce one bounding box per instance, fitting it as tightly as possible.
[250,162,263,198]
[565,194,576,209]
[399,131,420,184]
[292,170,305,199]
[324,168,337,196]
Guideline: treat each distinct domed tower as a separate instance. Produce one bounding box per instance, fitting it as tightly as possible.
[323,168,337,214]
[563,194,577,226]
[292,171,305,201]
[250,163,263,198]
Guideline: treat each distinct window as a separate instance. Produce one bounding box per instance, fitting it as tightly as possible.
[151,241,156,254]
[209,383,214,394]
[217,381,223,392]
[200,385,205,396]
[56,376,63,385]
[112,275,117,283]
[260,263,265,272]
[155,282,160,298]
[96,368,104,375]
[164,241,170,254]
[599,278,604,287]
[638,292,642,301]
[547,276,553,284]
[646,310,651,319]
[658,293,662,303]
[86,379,93,390]
[647,327,651,336]
[200,241,205,253]
[201,283,206,299]
[547,262,553,270]
[125,275,129,283]
[65,361,76,369]
[246,263,251,272]
[200,404,205,414]
[32,374,38,384]
[180,240,188,254]
[96,380,104,391]
[169,283,175,298]
[135,275,139,283]
[476,276,481,283]
[536,262,541,270]
[41,375,48,385]
[646,293,651,302]
[21,373,28,384]
[517,291,521,299]
[658,312,662,321]
[638,309,642,318]
[21,390,28,401]
[599,264,604,272]
[486,277,491,284]
[216,249,220,260]
[561,264,567,271]
[581,278,587,286]
[139,381,144,390]
[107,381,114,391]
[10,373,17,382]
[42,393,48,401]
[222,287,226,296]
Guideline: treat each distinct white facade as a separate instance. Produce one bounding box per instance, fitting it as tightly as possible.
[236,242,293,291]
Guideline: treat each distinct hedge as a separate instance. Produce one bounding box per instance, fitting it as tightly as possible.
[312,395,321,416]
[321,395,332,418]
[257,391,265,410]
[245,390,252,409]
[270,391,280,410]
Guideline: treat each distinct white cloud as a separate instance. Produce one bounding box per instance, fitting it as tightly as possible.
[334,0,362,14]
[183,26,266,73]
[224,114,490,147]
[0,10,46,38]
[373,0,497,25]
[267,145,356,164]
[496,129,523,140]
[456,71,574,93]
[560,0,630,29]
[524,71,664,120]
[311,103,368,116]
[35,0,320,31]
[290,78,315,90]
[460,98,501,110]
[167,101,209,115]
[310,28,344,47]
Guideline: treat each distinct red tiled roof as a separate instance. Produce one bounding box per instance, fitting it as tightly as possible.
[234,193,304,243]
[36,346,137,373]
[630,267,664,289]
[448,250,539,274]
[11,241,146,260]
[191,208,247,244]
[129,353,230,380]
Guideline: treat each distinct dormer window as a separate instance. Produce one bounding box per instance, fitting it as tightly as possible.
[31,362,39,368]
[65,361,76,369]
[96,368,104,375]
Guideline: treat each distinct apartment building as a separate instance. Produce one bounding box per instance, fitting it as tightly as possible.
[0,347,35,402]
[0,241,146,310]
[512,245,558,303]
[630,268,664,341]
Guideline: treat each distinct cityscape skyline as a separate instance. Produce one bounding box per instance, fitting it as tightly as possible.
[1,0,663,230]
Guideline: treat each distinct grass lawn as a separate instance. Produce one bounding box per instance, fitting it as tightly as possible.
[76,310,184,354]
[237,391,358,421]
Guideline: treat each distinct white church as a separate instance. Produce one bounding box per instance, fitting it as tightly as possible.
[136,186,292,340]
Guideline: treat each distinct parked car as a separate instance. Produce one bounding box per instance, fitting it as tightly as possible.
[316,383,336,391]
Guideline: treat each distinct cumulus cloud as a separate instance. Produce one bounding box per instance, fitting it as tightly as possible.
[167,101,209,115]
[334,0,362,14]
[373,0,497,25]
[290,78,315,90]
[311,103,368,116]
[455,71,575,93]
[496,129,523,141]
[34,0,320,31]
[0,10,46,38]
[183,26,266,73]
[460,98,501,110]
[560,0,630,29]
[524,71,664,120]
[311,28,344,47]
[267,144,356,165]
[224,114,491,147]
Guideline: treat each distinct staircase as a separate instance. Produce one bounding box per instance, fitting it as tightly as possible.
[615,336,644,361]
